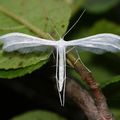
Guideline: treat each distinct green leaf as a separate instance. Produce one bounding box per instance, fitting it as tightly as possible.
[0,0,71,78]
[0,60,47,79]
[102,76,120,107]
[0,0,71,38]
[0,49,51,69]
[102,75,120,88]
[84,0,120,13]
[11,110,66,120]
[111,109,120,120]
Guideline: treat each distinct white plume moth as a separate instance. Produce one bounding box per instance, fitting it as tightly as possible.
[0,10,120,106]
[0,32,120,105]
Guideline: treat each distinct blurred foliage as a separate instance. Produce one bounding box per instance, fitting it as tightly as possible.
[102,76,120,108]
[69,19,120,39]
[0,0,120,120]
[111,109,120,119]
[0,50,51,70]
[84,0,120,13]
[82,20,120,37]
[11,110,66,120]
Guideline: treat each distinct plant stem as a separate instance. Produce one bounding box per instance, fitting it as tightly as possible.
[66,78,99,120]
[66,78,115,120]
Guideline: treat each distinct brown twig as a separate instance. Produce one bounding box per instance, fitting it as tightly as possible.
[66,78,100,120]
[67,53,115,120]
[66,78,115,120]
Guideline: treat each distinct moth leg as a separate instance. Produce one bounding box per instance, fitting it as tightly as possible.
[55,48,59,85]
[66,47,88,67]
[74,48,81,65]
[66,46,77,69]
[74,48,91,72]
[66,46,76,54]
[58,89,63,106]
[52,52,56,60]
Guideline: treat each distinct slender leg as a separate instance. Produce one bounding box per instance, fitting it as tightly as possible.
[74,48,91,72]
[66,46,76,54]
[67,47,90,72]
[52,52,56,60]
[62,47,66,106]
[55,48,59,83]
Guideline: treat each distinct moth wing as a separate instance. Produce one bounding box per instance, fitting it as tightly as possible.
[68,33,120,54]
[0,33,55,53]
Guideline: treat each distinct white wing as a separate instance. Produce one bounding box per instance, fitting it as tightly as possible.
[0,32,56,53]
[67,33,120,54]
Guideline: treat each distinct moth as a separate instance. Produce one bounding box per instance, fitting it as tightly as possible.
[0,32,120,105]
[0,9,120,105]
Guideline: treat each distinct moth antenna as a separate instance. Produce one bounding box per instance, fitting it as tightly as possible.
[62,9,86,39]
